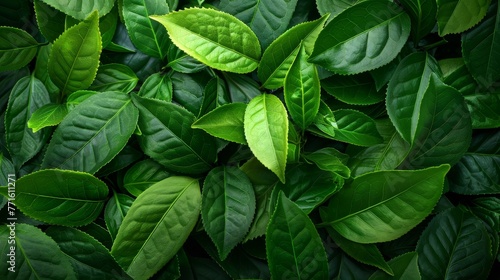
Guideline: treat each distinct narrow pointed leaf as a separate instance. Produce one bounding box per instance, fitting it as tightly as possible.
[192,103,247,144]
[436,0,491,36]
[0,27,39,71]
[89,63,139,93]
[40,0,115,20]
[368,252,420,280]
[28,103,68,133]
[151,8,261,73]
[104,193,134,240]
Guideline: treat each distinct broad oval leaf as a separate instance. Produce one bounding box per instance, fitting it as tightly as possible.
[0,224,76,280]
[399,0,437,42]
[319,165,450,243]
[417,207,493,280]
[42,92,139,174]
[132,94,217,175]
[332,109,383,147]
[266,192,329,279]
[89,63,139,93]
[192,103,247,144]
[0,169,108,226]
[368,252,420,280]
[202,166,256,260]
[310,0,411,74]
[436,0,491,36]
[48,11,102,95]
[111,176,201,280]
[244,94,288,183]
[151,8,261,73]
[104,193,134,240]
[122,0,170,59]
[40,0,115,20]
[0,27,39,71]
[123,159,172,197]
[138,72,173,101]
[322,73,384,106]
[28,103,68,133]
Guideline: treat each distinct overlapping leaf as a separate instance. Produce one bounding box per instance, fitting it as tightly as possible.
[0,27,39,71]
[40,0,115,20]
[331,109,383,147]
[368,252,420,280]
[138,73,173,101]
[28,104,68,133]
[436,0,491,36]
[123,159,172,197]
[89,63,138,93]
[322,73,384,105]
[399,0,437,42]
[192,103,247,144]
[104,193,134,240]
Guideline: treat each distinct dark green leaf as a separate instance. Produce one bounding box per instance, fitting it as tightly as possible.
[138,73,173,101]
[316,0,367,19]
[436,0,491,36]
[0,27,39,71]
[167,44,206,73]
[368,252,420,280]
[104,193,134,240]
[89,63,139,93]
[222,72,261,103]
[123,159,172,197]
[399,0,437,43]
[322,73,384,105]
[303,147,350,179]
[171,71,211,115]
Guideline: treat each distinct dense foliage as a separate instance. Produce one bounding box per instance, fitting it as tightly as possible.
[0,0,499,279]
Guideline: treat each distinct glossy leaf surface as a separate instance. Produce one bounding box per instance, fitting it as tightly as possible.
[40,0,115,20]
[27,103,68,133]
[331,109,383,147]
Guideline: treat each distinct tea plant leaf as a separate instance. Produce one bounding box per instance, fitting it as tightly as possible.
[399,0,437,42]
[167,42,207,73]
[308,100,337,138]
[436,0,491,36]
[111,176,201,280]
[303,147,350,179]
[28,103,68,133]
[0,27,39,71]
[0,169,108,226]
[138,73,173,101]
[319,165,450,243]
[89,63,139,93]
[192,103,247,144]
[198,76,231,116]
[151,8,261,73]
[316,0,368,18]
[0,224,76,280]
[42,92,139,174]
[322,73,384,106]
[464,90,500,129]
[331,109,383,147]
[45,226,131,279]
[40,0,115,20]
[171,71,211,115]
[244,94,288,183]
[266,192,329,279]
[122,0,170,59]
[284,43,321,130]
[368,252,420,280]
[131,94,217,175]
[104,193,134,240]
[5,75,51,169]
[223,72,261,103]
[123,159,172,197]
[48,11,102,96]
[202,166,256,260]
[258,14,328,89]
[417,207,493,280]
[34,0,66,42]
[310,0,411,74]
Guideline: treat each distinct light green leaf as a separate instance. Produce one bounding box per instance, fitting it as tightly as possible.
[399,0,437,43]
[202,166,255,260]
[48,10,102,95]
[0,169,108,226]
[28,103,68,133]
[123,159,172,197]
[322,73,384,106]
[368,252,420,280]
[104,193,134,240]
[417,207,493,280]
[138,72,173,101]
[42,92,138,174]
[310,0,411,74]
[192,103,247,144]
[309,100,337,138]
[89,63,139,93]
[331,109,383,147]
[319,165,450,243]
[111,176,201,280]
[266,192,329,279]
[151,7,261,73]
[66,90,99,110]
[40,0,115,20]
[0,27,39,71]
[437,0,491,36]
[244,94,288,183]
[0,224,76,279]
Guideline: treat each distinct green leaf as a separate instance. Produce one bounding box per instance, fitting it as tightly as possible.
[34,0,66,42]
[104,193,134,240]
[303,147,350,179]
[151,7,261,73]
[368,252,420,280]
[331,109,383,147]
[45,226,131,279]
[171,71,211,115]
[322,73,384,105]
[89,63,139,93]
[27,103,68,133]
[5,75,51,169]
[78,222,113,251]
[319,165,450,243]
[310,0,411,74]
[399,0,437,43]
[202,166,256,260]
[244,94,288,183]
[48,10,102,96]
[417,207,493,280]
[132,94,217,175]
[66,90,99,110]
[266,192,329,279]
[462,1,500,88]
[122,0,170,59]
[123,159,172,197]
[42,92,139,174]
[309,100,337,138]
[0,224,76,279]
[0,169,108,226]
[198,76,231,116]
[111,176,201,280]
[464,90,500,129]
[316,0,368,19]
[258,14,328,89]
[439,57,478,96]
[192,103,247,144]
[0,27,39,71]
[40,0,115,20]
[284,43,321,130]
[436,0,491,36]
[328,248,375,279]
[222,72,261,103]
[167,43,206,73]
[138,72,173,101]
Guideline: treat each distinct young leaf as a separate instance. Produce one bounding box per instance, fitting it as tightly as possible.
[202,166,256,260]
[40,0,114,20]
[399,0,437,43]
[138,72,173,101]
[310,0,411,74]
[131,94,217,175]
[0,169,108,226]
[284,43,321,130]
[331,109,383,147]
[0,224,76,280]
[48,10,102,95]
[319,165,450,243]
[42,92,139,174]
[151,8,261,73]
[417,207,493,280]
[123,159,172,197]
[28,103,68,133]
[244,94,288,183]
[368,252,420,280]
[122,0,170,59]
[192,103,247,144]
[0,27,39,71]
[111,176,201,280]
[436,0,491,36]
[104,193,134,240]
[266,192,329,279]
[89,63,139,93]
[322,73,384,106]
